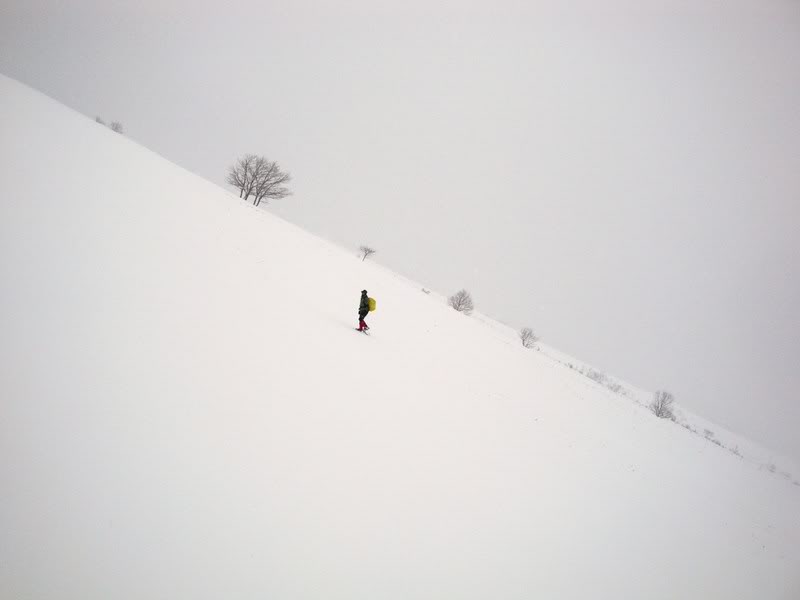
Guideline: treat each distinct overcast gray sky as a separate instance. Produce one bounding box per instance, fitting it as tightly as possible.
[2,0,799,462]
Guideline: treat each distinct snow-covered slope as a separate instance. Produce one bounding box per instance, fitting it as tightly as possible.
[1,74,798,600]
[531,341,799,476]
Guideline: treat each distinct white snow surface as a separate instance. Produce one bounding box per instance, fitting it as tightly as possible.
[1,74,799,599]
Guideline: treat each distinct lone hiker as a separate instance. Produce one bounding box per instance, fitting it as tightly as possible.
[358,289,371,331]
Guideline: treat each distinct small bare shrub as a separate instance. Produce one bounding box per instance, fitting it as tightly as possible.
[110,121,124,134]
[650,390,675,419]
[519,327,538,349]
[359,246,376,261]
[448,289,474,315]
[95,116,105,125]
[703,429,715,440]
[586,369,606,384]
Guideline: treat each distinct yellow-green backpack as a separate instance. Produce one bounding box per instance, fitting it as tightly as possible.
[368,297,376,312]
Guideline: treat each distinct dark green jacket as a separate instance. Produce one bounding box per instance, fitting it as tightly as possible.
[359,294,369,315]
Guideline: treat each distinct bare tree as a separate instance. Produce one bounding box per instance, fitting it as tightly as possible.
[252,158,291,206]
[359,246,376,261]
[110,121,124,134]
[650,390,675,419]
[227,155,291,206]
[95,116,106,125]
[448,289,474,315]
[519,327,538,349]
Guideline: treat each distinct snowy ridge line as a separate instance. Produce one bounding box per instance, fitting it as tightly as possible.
[534,343,799,481]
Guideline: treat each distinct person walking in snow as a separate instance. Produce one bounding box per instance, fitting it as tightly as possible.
[358,289,370,331]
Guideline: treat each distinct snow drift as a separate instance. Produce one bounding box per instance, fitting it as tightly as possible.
[1,74,798,599]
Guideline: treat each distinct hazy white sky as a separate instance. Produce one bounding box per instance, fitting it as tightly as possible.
[1,0,798,461]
